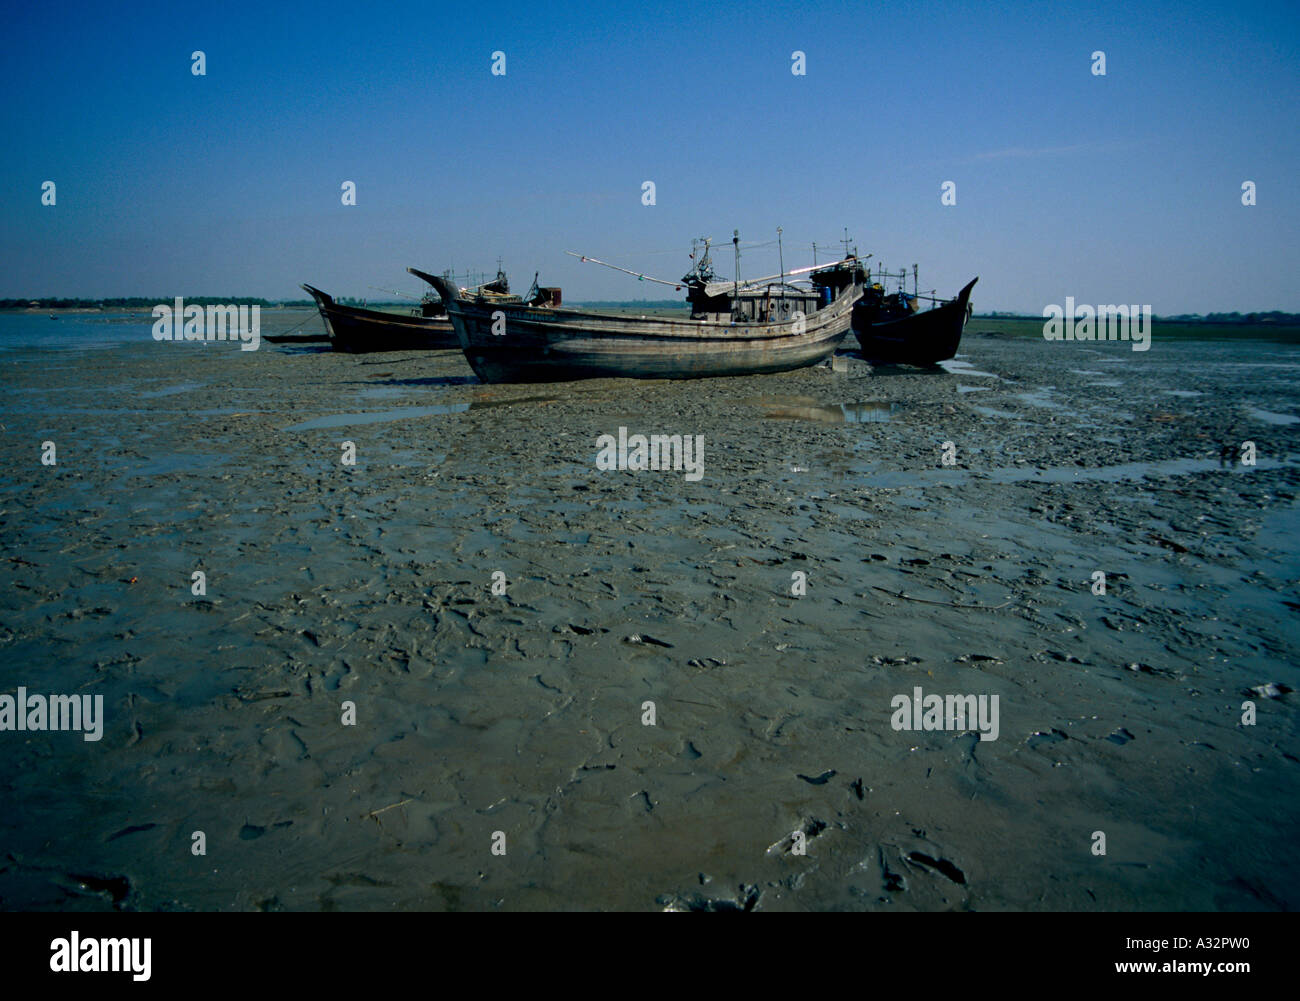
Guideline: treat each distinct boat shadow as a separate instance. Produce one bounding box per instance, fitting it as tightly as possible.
[346,375,481,388]
[848,353,950,377]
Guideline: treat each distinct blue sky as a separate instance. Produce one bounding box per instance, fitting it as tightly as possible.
[3,0,1297,311]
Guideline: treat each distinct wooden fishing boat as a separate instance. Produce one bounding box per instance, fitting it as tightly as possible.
[301,283,458,353]
[852,276,978,365]
[411,242,866,383]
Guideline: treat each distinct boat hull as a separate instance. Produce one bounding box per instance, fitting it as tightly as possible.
[426,278,861,383]
[853,277,978,365]
[302,284,458,353]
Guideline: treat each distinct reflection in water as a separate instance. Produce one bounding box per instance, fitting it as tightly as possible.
[757,399,898,423]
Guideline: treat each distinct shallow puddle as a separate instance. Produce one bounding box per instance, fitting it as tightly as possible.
[1247,408,1299,425]
[939,359,1001,379]
[857,456,1289,488]
[759,400,898,423]
[285,396,558,430]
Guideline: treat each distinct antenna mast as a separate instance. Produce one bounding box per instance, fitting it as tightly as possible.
[733,230,740,307]
[777,226,784,304]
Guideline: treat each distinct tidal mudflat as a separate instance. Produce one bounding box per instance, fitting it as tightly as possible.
[1,315,1297,911]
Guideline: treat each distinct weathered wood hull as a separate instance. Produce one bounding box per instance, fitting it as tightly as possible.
[302,284,458,353]
[422,276,861,383]
[853,277,978,365]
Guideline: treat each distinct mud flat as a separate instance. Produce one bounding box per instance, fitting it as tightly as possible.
[1,322,1297,911]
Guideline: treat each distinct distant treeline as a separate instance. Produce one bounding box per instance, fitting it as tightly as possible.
[0,297,415,309]
[978,310,1300,325]
[2,297,277,309]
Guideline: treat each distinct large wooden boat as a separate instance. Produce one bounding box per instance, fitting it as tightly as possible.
[301,283,458,353]
[411,242,866,383]
[852,275,978,365]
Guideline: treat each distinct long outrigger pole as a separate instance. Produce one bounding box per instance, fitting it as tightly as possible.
[368,286,421,301]
[565,251,683,289]
[567,249,871,293]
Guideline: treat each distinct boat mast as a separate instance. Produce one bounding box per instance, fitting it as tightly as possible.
[732,230,740,313]
[777,226,784,305]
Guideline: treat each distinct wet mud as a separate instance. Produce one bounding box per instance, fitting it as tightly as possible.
[1,321,1297,911]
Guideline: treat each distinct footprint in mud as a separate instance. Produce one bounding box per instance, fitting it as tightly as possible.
[67,873,132,908]
[1106,728,1136,745]
[105,823,157,843]
[767,818,829,856]
[1027,728,1068,749]
[797,769,836,785]
[658,884,761,912]
[906,852,967,885]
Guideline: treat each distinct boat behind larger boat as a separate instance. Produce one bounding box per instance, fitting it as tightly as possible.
[411,241,866,383]
[852,272,978,365]
[301,283,459,353]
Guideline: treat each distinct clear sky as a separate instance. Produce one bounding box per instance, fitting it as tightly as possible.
[3,0,1297,312]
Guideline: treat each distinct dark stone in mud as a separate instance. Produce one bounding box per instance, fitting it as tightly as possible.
[69,873,133,908]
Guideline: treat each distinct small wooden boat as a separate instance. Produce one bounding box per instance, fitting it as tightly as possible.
[301,283,458,353]
[852,276,978,365]
[412,242,866,383]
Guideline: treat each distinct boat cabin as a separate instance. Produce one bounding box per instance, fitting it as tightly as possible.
[681,240,865,324]
[689,281,822,323]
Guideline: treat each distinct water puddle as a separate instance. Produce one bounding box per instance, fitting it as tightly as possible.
[115,453,232,476]
[285,396,557,430]
[970,405,1019,420]
[858,457,1290,489]
[939,359,1001,379]
[1015,389,1066,409]
[140,381,204,399]
[1162,390,1203,398]
[757,399,898,423]
[956,385,991,394]
[1247,408,1299,426]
